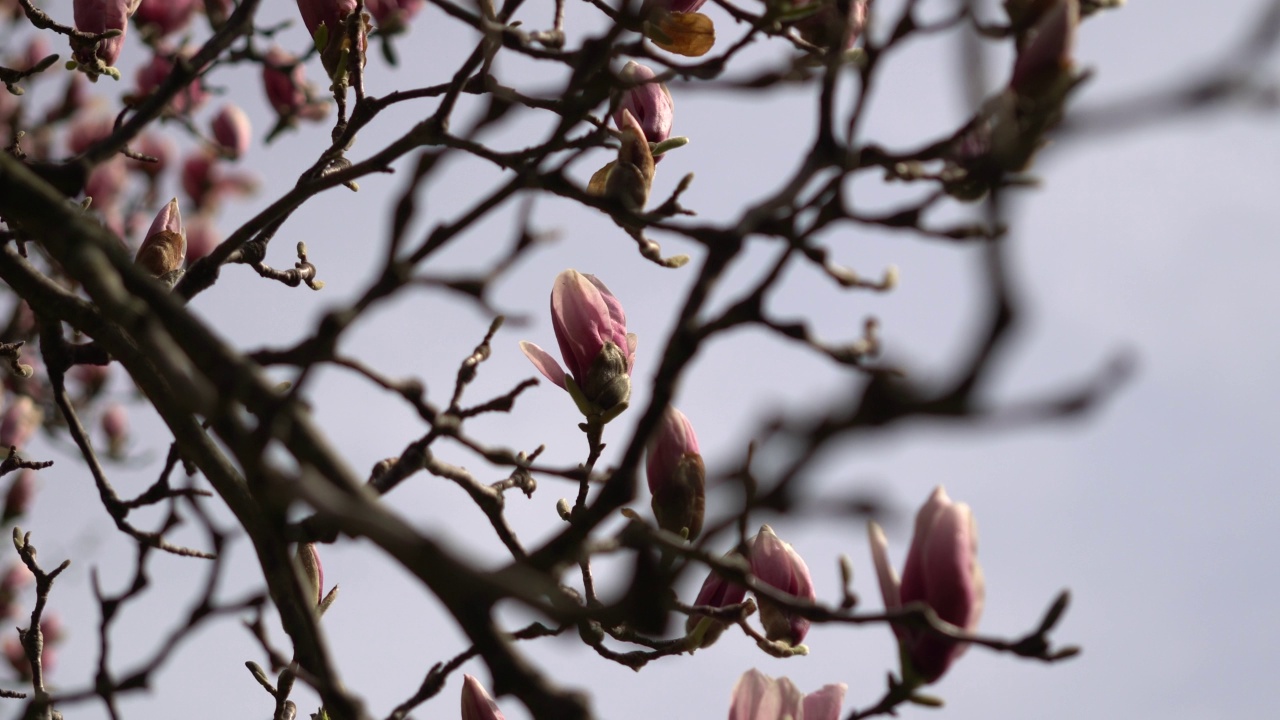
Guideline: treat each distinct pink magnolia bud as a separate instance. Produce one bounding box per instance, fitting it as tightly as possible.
[366,0,423,32]
[73,0,136,68]
[1010,0,1077,99]
[135,198,185,276]
[0,564,33,619]
[182,151,215,208]
[262,48,329,123]
[296,0,364,79]
[460,674,506,720]
[182,150,256,210]
[868,485,984,684]
[728,669,846,720]
[0,565,32,595]
[85,157,128,210]
[134,48,210,115]
[134,0,199,37]
[45,74,88,126]
[2,469,35,523]
[613,62,673,153]
[0,396,42,451]
[39,614,65,645]
[66,110,115,156]
[685,556,747,646]
[519,270,637,420]
[100,403,129,458]
[4,636,29,679]
[183,213,219,263]
[646,406,704,539]
[21,35,52,72]
[749,525,815,646]
[210,104,251,159]
[127,132,174,177]
[792,0,869,50]
[296,542,323,606]
[72,363,111,397]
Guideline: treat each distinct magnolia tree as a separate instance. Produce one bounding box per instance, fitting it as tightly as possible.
[0,0,1201,718]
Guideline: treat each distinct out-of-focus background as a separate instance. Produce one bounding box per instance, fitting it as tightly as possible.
[5,0,1278,718]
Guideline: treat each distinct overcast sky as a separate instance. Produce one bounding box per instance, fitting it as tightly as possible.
[8,0,1280,719]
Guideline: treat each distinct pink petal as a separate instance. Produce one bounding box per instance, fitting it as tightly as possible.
[867,521,903,614]
[803,684,848,720]
[900,485,951,607]
[728,669,781,720]
[519,342,567,390]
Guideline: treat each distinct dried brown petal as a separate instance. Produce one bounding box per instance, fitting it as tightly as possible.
[650,12,715,57]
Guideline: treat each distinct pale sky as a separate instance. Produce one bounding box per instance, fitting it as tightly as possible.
[7,1,1279,719]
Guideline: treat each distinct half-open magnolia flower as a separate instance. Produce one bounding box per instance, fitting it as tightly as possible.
[613,61,674,151]
[869,485,984,683]
[728,668,846,720]
[520,269,636,421]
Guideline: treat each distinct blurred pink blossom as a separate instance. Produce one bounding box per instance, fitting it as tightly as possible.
[869,485,984,683]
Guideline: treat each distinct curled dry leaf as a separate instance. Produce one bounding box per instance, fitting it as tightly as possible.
[650,12,715,57]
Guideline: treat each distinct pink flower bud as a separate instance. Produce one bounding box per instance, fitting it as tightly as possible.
[646,406,704,539]
[127,132,174,177]
[210,104,251,159]
[262,48,329,122]
[134,48,210,115]
[792,0,869,50]
[85,157,128,211]
[100,403,129,460]
[1010,0,1077,99]
[296,0,364,79]
[73,0,136,68]
[47,74,90,125]
[685,555,747,646]
[66,110,116,156]
[0,564,33,619]
[182,151,256,210]
[4,636,29,679]
[39,614,65,645]
[135,198,185,276]
[519,269,637,420]
[460,674,506,720]
[366,0,423,32]
[21,35,52,72]
[728,669,846,720]
[2,469,35,523]
[72,363,111,398]
[613,62,673,153]
[0,565,32,595]
[749,525,815,646]
[868,485,984,683]
[0,396,42,451]
[296,542,323,606]
[134,0,199,37]
[182,151,215,207]
[183,213,219,263]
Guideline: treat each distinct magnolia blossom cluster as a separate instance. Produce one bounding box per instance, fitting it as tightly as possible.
[519,272,985,695]
[686,525,816,649]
